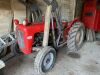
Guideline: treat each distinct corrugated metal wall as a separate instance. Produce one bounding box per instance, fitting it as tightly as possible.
[0,0,76,36]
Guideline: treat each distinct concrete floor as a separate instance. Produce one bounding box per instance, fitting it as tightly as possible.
[3,42,100,75]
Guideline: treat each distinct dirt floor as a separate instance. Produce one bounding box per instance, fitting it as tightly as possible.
[3,41,100,75]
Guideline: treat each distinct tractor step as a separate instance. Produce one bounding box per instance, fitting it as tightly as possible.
[0,32,16,50]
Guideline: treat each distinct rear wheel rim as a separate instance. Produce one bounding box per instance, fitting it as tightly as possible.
[75,27,84,48]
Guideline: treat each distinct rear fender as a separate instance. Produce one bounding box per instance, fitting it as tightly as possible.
[67,18,80,30]
[64,18,80,40]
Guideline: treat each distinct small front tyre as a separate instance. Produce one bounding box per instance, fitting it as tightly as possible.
[10,42,22,55]
[34,46,56,74]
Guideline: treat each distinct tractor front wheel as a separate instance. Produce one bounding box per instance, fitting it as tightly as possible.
[67,22,85,53]
[10,42,22,55]
[34,46,56,74]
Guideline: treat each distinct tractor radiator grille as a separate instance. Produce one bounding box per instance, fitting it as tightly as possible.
[16,30,25,49]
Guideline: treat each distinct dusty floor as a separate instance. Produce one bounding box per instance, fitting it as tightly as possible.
[3,42,100,75]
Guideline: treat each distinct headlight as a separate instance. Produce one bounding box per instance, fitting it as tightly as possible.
[23,19,28,26]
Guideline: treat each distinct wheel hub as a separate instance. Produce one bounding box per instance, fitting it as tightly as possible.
[43,52,54,70]
[75,28,84,48]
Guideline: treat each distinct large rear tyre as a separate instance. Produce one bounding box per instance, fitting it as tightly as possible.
[67,22,85,53]
[34,46,56,74]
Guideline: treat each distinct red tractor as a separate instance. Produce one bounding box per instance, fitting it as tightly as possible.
[14,0,85,74]
[0,0,99,74]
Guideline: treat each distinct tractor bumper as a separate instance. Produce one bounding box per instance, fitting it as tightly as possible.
[0,60,5,69]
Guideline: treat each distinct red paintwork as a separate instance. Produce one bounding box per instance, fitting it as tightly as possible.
[15,0,100,54]
[14,19,19,25]
[16,22,44,54]
[82,0,100,31]
[15,17,79,55]
[63,18,80,41]
[16,21,60,54]
[15,19,71,54]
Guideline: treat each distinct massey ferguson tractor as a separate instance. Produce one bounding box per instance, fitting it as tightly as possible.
[13,0,85,74]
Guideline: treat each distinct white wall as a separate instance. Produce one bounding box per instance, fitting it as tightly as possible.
[0,0,12,36]
[12,0,26,23]
[37,0,76,21]
[0,0,26,36]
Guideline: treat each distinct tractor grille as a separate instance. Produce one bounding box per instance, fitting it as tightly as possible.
[16,30,25,48]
